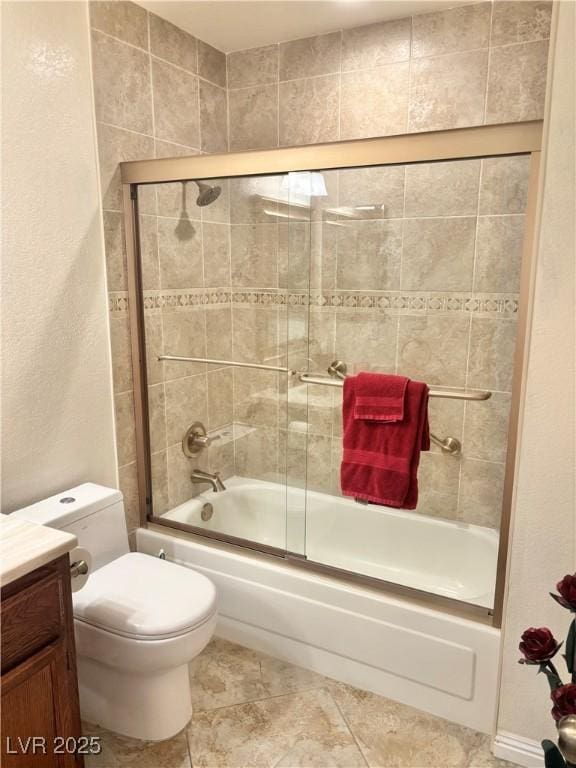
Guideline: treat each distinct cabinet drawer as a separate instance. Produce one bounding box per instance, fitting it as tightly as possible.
[1,574,64,673]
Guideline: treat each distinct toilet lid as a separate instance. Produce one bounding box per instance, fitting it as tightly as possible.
[73,552,218,640]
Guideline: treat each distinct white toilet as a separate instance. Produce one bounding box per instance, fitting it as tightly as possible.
[12,483,218,742]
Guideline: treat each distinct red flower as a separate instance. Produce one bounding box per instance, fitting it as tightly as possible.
[519,627,562,664]
[552,574,576,611]
[551,684,576,721]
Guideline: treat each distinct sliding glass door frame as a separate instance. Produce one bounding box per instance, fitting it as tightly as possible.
[121,121,543,627]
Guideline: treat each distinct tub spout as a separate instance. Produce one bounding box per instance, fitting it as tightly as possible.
[191,469,226,492]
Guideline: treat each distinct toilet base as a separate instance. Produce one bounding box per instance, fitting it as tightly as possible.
[78,657,192,741]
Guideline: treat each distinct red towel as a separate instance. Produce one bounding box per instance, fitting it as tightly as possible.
[341,374,430,509]
[353,372,409,422]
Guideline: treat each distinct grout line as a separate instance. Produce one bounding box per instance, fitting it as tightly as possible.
[483,1,495,125]
[458,158,485,512]
[117,459,138,472]
[198,196,211,450]
[147,16,158,150]
[152,155,171,507]
[91,26,227,89]
[271,743,301,768]
[396,165,409,375]
[225,50,230,151]
[146,9,173,513]
[196,48,204,154]
[406,15,414,132]
[257,659,267,694]
[108,208,527,224]
[222,10,546,62]
[328,165,341,486]
[90,26,149,54]
[224,34,550,133]
[225,214,524,226]
[326,688,371,768]
[337,30,343,141]
[228,186,237,475]
[275,51,281,149]
[96,119,155,142]
[186,737,194,768]
[224,37,547,95]
[154,212,202,224]
[464,455,508,467]
[193,683,330,715]
[226,76,234,150]
[229,69,341,94]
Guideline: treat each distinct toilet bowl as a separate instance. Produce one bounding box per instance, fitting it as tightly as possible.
[12,484,218,741]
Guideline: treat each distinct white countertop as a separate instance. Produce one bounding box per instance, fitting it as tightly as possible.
[0,515,77,587]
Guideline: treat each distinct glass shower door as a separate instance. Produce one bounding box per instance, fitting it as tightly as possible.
[281,174,315,557]
[299,156,530,610]
[132,148,531,613]
[140,171,307,554]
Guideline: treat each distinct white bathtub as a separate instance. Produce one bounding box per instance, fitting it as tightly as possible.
[137,514,500,733]
[161,476,498,608]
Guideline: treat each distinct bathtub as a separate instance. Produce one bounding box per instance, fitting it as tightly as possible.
[160,476,498,608]
[138,475,500,733]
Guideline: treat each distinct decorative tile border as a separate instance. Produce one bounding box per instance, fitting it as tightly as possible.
[109,293,129,313]
[231,290,308,307]
[109,289,231,313]
[308,292,519,316]
[109,289,519,317]
[161,289,231,308]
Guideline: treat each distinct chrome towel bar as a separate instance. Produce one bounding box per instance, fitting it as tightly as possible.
[157,355,292,373]
[157,355,492,401]
[297,373,491,401]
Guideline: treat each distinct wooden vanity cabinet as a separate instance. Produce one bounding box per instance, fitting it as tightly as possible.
[1,555,84,767]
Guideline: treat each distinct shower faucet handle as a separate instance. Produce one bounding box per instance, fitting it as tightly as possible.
[182,422,220,457]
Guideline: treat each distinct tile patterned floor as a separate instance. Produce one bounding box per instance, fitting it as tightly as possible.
[84,637,517,768]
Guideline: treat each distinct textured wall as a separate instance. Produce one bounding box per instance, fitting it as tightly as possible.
[1,1,117,511]
[497,0,575,743]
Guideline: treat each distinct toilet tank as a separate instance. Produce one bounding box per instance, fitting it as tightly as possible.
[11,483,130,571]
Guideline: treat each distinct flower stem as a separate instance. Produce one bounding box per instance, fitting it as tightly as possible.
[540,661,563,691]
[548,660,560,679]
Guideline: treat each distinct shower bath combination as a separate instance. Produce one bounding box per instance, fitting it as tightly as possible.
[117,120,542,733]
[120,121,542,630]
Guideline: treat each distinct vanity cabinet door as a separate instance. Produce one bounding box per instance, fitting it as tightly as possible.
[1,557,84,768]
[1,644,67,767]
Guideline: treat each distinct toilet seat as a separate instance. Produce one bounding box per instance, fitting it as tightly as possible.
[73,552,217,641]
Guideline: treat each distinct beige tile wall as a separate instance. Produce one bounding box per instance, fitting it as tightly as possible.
[227,155,529,529]
[90,1,228,528]
[96,1,550,534]
[224,1,549,531]
[227,1,551,148]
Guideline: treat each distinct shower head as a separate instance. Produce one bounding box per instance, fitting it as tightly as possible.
[193,180,222,207]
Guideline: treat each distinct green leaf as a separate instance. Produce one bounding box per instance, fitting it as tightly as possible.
[542,740,567,768]
[566,619,575,677]
[551,593,571,609]
[539,663,564,690]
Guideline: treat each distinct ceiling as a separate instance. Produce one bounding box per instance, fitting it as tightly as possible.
[137,1,472,53]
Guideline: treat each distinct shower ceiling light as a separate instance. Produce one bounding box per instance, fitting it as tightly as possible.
[281,171,328,198]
